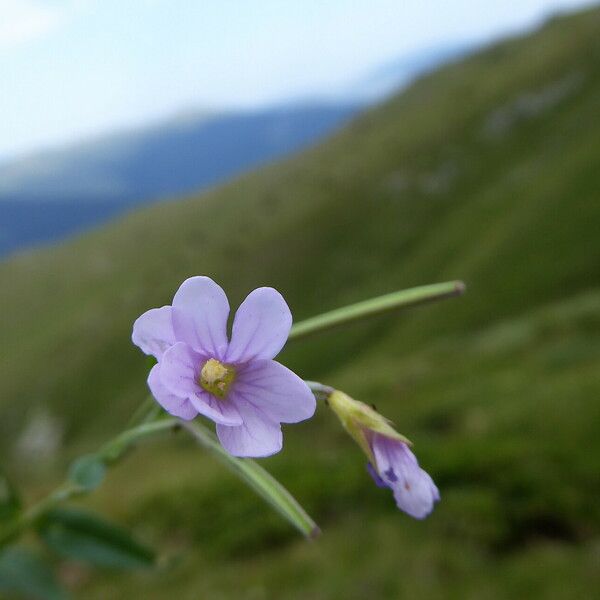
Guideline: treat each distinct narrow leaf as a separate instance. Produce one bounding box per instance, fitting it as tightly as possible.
[38,508,155,570]
[181,420,319,539]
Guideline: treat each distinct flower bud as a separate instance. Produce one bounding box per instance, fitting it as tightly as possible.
[327,390,411,464]
[327,390,439,519]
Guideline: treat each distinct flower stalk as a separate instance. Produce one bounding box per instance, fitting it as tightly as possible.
[289,280,465,340]
[0,418,180,549]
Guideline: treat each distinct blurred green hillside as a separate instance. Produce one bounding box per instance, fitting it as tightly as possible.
[1,6,600,598]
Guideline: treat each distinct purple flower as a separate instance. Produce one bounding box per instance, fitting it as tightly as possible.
[132,276,316,457]
[327,390,439,519]
[366,432,440,519]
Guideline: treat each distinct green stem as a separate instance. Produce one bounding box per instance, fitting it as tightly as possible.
[305,381,334,402]
[97,417,179,463]
[126,394,158,427]
[179,420,320,539]
[289,280,465,341]
[0,418,179,549]
[0,482,81,548]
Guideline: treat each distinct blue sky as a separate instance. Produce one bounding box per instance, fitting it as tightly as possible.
[0,0,596,160]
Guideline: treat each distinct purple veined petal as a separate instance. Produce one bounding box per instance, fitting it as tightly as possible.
[230,359,316,423]
[159,342,203,398]
[132,306,176,360]
[366,462,388,489]
[216,401,283,457]
[171,276,230,359]
[147,363,197,420]
[370,432,418,487]
[160,343,242,426]
[370,432,439,519]
[188,388,243,427]
[225,287,292,364]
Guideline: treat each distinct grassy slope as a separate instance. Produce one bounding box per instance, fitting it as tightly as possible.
[1,7,600,598]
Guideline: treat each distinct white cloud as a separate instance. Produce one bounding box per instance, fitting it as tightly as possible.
[0,0,66,48]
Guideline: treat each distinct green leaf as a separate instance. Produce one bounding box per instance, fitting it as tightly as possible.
[0,470,21,523]
[67,455,106,492]
[38,508,155,570]
[0,546,68,600]
[181,421,320,539]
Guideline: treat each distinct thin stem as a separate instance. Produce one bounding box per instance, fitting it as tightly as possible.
[0,418,179,548]
[0,482,81,548]
[305,381,334,402]
[98,417,179,463]
[289,280,465,341]
[126,394,157,427]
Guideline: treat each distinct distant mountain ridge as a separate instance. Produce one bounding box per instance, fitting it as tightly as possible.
[0,104,359,203]
[0,104,359,256]
[0,42,469,258]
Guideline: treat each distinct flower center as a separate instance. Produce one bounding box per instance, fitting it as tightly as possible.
[199,358,236,399]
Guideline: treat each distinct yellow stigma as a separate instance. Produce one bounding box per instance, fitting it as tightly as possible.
[199,358,236,399]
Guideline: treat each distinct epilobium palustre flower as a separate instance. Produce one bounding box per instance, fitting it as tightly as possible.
[328,391,439,519]
[132,276,315,457]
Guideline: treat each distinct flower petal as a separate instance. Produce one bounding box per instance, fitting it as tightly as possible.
[232,360,316,423]
[391,468,440,520]
[216,402,282,457]
[366,462,388,488]
[225,287,292,363]
[160,342,242,426]
[371,433,439,519]
[171,276,230,358]
[188,388,243,427]
[147,363,197,420]
[159,342,202,397]
[132,306,176,359]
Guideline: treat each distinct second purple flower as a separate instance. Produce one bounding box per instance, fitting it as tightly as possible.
[132,276,316,457]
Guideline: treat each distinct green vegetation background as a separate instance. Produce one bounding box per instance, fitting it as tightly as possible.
[1,7,599,598]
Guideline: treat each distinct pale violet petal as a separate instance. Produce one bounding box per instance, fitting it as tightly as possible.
[231,360,315,423]
[371,433,439,519]
[132,306,176,359]
[391,467,440,520]
[171,276,230,358]
[225,287,292,364]
[188,388,243,427]
[216,401,282,457]
[159,342,202,398]
[147,363,197,420]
